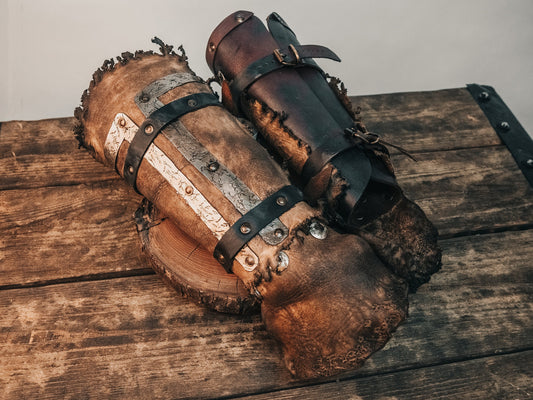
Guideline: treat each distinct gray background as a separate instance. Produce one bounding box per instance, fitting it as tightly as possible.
[1,0,532,136]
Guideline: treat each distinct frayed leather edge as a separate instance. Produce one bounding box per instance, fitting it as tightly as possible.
[73,37,187,154]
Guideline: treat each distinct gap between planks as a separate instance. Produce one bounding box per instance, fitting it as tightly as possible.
[227,349,533,400]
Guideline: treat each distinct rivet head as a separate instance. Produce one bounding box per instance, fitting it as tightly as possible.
[209,42,216,52]
[188,99,197,107]
[478,91,490,102]
[309,221,327,240]
[526,159,533,168]
[499,121,510,131]
[140,94,150,103]
[276,196,287,207]
[274,228,285,238]
[245,255,255,266]
[185,186,194,195]
[127,165,134,174]
[240,222,252,235]
[118,118,126,127]
[216,253,225,263]
[208,161,219,172]
[144,124,154,135]
[235,13,245,23]
[276,251,289,272]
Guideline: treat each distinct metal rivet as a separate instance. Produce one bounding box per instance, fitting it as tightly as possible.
[127,165,134,174]
[274,228,285,238]
[240,222,252,235]
[276,251,289,272]
[245,255,255,266]
[209,42,216,52]
[478,92,490,102]
[208,161,219,172]
[217,253,225,263]
[526,159,533,168]
[144,124,154,135]
[188,99,197,107]
[276,196,287,206]
[500,121,510,131]
[309,221,327,240]
[185,186,194,195]
[235,13,245,23]
[118,118,126,127]
[140,94,150,103]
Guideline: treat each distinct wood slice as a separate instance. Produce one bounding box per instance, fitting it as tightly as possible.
[134,198,259,315]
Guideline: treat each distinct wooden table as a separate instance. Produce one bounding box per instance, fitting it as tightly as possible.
[1,87,532,399]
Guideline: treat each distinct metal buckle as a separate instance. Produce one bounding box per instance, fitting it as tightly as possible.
[274,44,301,66]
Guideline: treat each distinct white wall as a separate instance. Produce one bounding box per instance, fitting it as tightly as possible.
[2,0,532,136]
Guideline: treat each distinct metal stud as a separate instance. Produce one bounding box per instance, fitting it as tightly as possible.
[478,92,490,102]
[217,253,225,263]
[245,255,255,266]
[274,228,285,238]
[500,121,510,131]
[140,94,150,103]
[144,124,154,135]
[118,118,126,127]
[235,12,245,23]
[240,222,252,235]
[526,159,533,168]
[188,99,197,107]
[276,196,287,206]
[208,161,219,172]
[185,186,194,195]
[127,165,134,174]
[209,42,216,52]
[309,221,327,240]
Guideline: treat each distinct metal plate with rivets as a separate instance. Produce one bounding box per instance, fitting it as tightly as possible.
[467,84,533,187]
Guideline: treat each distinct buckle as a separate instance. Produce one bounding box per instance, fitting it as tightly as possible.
[274,44,301,66]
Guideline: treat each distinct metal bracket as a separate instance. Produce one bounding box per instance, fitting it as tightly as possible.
[467,84,533,187]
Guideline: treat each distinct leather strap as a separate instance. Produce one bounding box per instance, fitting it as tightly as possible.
[300,131,362,185]
[206,10,254,71]
[229,44,340,103]
[214,185,303,273]
[124,92,220,190]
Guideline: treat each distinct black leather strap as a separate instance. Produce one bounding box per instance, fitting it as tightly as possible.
[124,92,220,190]
[229,44,340,102]
[214,185,303,273]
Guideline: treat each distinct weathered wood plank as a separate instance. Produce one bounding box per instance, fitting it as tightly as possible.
[0,152,118,190]
[0,181,144,287]
[0,229,530,399]
[0,118,118,190]
[0,118,78,157]
[239,351,533,400]
[351,88,502,153]
[394,146,533,236]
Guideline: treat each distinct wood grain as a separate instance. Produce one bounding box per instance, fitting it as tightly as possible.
[0,181,145,287]
[393,146,533,236]
[238,351,533,400]
[351,88,502,153]
[0,229,530,399]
